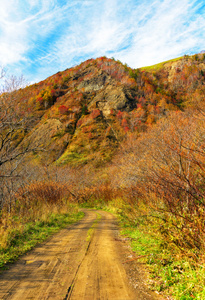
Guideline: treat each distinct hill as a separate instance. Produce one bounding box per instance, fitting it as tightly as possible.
[2,53,204,167]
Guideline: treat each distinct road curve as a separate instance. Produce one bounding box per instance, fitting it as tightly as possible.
[0,209,162,300]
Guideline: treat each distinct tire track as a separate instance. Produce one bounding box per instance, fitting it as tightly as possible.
[64,213,101,300]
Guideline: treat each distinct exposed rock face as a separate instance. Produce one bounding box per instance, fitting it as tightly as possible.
[24,119,70,163]
[78,71,109,92]
[89,86,136,117]
[164,56,205,84]
[27,119,64,148]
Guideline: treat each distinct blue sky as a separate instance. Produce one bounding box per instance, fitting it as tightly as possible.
[0,0,204,83]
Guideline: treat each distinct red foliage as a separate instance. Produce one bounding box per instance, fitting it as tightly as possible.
[90,109,101,119]
[155,105,161,114]
[121,118,128,127]
[58,105,68,114]
[124,126,129,132]
[37,97,43,103]
[117,110,123,119]
[98,56,105,61]
[77,119,83,127]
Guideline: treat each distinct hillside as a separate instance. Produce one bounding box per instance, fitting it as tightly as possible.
[2,53,205,167]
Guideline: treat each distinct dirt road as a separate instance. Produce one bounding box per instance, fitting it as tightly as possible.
[0,210,162,300]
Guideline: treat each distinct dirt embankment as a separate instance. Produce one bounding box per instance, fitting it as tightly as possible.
[0,210,164,300]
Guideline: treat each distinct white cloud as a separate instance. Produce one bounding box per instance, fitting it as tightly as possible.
[0,0,60,65]
[115,0,205,67]
[48,0,205,70]
[0,0,204,81]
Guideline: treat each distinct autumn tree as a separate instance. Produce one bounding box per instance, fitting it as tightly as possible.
[0,70,41,211]
[113,110,205,255]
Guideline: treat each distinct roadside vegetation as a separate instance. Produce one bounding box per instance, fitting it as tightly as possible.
[121,224,205,300]
[0,180,83,270]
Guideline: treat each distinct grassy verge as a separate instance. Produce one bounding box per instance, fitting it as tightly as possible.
[0,206,84,270]
[120,219,205,300]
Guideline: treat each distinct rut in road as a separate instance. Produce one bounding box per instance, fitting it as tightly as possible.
[0,209,162,300]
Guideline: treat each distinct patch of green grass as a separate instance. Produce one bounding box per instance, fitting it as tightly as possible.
[121,226,205,299]
[0,209,84,270]
[86,213,101,242]
[141,56,183,71]
[52,130,65,139]
[80,198,107,210]
[57,150,88,166]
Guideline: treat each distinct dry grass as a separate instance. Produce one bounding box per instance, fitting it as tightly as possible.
[0,180,78,250]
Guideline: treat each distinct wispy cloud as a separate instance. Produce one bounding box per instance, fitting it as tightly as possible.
[118,0,205,67]
[0,0,204,82]
[46,0,205,68]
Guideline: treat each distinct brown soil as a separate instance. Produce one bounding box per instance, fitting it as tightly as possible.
[0,209,164,300]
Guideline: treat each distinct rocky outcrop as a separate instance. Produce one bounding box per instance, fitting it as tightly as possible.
[88,85,136,117]
[78,71,109,92]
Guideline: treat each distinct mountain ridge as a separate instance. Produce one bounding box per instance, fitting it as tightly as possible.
[2,53,205,166]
